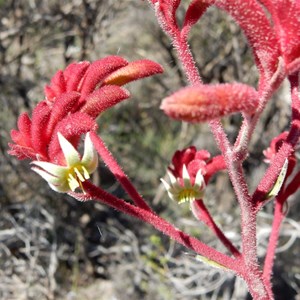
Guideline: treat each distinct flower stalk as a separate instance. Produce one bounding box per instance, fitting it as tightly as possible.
[75,180,241,273]
[89,131,153,212]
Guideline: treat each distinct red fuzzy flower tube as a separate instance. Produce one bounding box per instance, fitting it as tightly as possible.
[160,83,259,122]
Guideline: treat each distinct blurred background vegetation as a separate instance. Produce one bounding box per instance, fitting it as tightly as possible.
[0,1,299,299]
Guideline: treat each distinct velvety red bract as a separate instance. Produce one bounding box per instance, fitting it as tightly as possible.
[45,92,81,141]
[80,86,130,118]
[30,102,52,159]
[63,61,90,94]
[161,83,259,123]
[9,113,34,160]
[263,131,298,181]
[48,70,66,97]
[263,131,289,163]
[215,0,280,78]
[266,0,300,71]
[79,56,128,98]
[8,56,163,166]
[103,60,164,86]
[169,147,209,184]
[47,112,97,165]
[169,146,226,185]
[12,113,32,147]
[158,0,180,26]
[182,0,212,33]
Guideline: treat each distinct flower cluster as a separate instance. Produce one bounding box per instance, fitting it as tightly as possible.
[8,56,163,192]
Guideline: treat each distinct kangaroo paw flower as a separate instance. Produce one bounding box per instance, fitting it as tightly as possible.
[31,132,98,193]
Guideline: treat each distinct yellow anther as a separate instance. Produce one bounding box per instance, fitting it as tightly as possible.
[68,173,80,191]
[82,166,90,180]
[74,167,85,182]
[178,189,196,203]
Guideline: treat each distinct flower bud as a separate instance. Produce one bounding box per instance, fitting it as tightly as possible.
[161,83,259,123]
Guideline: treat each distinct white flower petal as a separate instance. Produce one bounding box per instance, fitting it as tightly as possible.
[32,167,63,185]
[57,132,80,166]
[31,161,69,177]
[194,169,205,189]
[67,173,80,191]
[82,166,90,180]
[167,171,183,192]
[161,178,171,191]
[167,192,177,202]
[182,165,191,187]
[48,182,71,193]
[161,166,206,204]
[81,132,98,173]
[74,167,85,182]
[167,170,177,185]
[31,133,99,194]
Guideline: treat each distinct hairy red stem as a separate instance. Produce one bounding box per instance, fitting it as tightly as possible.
[90,131,153,212]
[263,197,285,285]
[191,200,241,258]
[173,33,202,85]
[79,180,241,272]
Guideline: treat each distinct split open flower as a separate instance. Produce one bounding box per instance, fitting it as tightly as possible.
[161,165,205,203]
[31,132,98,193]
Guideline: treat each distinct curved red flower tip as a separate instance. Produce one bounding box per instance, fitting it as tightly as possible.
[155,0,180,23]
[169,146,210,182]
[262,0,300,73]
[150,0,181,36]
[263,131,289,164]
[182,0,211,36]
[103,60,163,86]
[9,113,35,160]
[169,146,226,182]
[9,56,163,163]
[215,0,280,78]
[80,85,130,119]
[161,83,259,123]
[263,131,297,181]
